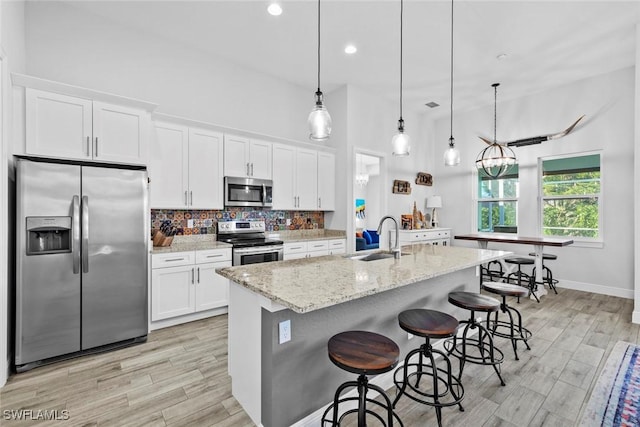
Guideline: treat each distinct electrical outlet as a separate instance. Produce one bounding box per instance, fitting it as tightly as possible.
[408,333,414,340]
[279,320,291,344]
[187,219,194,228]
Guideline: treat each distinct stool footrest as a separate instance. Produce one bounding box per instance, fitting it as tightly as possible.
[488,320,532,342]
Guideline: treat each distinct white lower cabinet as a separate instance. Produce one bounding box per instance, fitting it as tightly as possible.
[397,228,452,247]
[151,249,231,322]
[283,238,345,260]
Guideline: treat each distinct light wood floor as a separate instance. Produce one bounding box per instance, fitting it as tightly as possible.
[0,287,636,426]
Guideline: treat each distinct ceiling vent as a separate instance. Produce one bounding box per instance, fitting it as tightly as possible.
[425,102,440,108]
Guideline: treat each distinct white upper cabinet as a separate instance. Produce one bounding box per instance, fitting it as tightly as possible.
[295,148,318,210]
[317,151,335,211]
[272,144,325,211]
[150,121,223,209]
[24,87,151,165]
[223,134,272,179]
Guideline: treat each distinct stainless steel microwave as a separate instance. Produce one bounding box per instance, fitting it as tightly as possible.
[224,177,273,208]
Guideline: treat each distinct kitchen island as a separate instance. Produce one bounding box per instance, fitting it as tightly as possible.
[216,244,510,427]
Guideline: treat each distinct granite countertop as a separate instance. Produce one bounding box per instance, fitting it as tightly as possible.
[267,229,346,243]
[216,244,510,314]
[151,235,232,254]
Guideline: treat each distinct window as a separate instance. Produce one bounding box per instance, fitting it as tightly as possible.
[477,166,519,233]
[540,153,601,239]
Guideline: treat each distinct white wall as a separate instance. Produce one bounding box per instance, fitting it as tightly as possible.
[634,26,640,322]
[1,0,26,388]
[24,1,310,142]
[432,67,635,298]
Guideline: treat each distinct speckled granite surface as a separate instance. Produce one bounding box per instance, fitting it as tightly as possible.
[267,229,346,243]
[151,235,232,254]
[216,244,511,313]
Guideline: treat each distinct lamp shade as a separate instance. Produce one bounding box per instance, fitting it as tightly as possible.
[426,195,442,209]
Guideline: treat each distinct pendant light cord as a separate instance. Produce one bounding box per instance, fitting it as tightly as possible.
[317,0,321,93]
[493,83,498,144]
[449,0,454,141]
[399,0,404,122]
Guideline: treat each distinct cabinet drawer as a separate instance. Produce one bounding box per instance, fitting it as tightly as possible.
[196,249,232,264]
[328,239,346,249]
[284,242,308,255]
[307,240,329,251]
[152,251,195,268]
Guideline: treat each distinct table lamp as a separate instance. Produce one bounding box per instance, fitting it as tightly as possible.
[426,196,442,228]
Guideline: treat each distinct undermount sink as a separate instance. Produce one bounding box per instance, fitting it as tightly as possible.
[349,252,405,262]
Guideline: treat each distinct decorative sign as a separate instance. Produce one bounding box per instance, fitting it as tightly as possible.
[392,180,412,194]
[415,172,433,186]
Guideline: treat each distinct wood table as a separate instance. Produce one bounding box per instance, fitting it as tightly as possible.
[454,233,574,300]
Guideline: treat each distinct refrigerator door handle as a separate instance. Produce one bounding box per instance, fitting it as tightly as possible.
[72,195,81,274]
[82,195,90,273]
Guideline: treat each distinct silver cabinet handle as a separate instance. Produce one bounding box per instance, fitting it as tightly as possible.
[72,195,81,274]
[318,197,321,209]
[190,191,193,206]
[206,254,223,258]
[165,257,184,262]
[290,246,302,250]
[246,163,250,176]
[184,191,188,206]
[251,163,254,176]
[86,136,91,157]
[293,196,296,208]
[82,196,89,273]
[94,137,99,157]
[197,267,200,283]
[191,268,195,284]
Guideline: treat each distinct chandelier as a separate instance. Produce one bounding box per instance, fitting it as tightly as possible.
[475,83,516,178]
[355,155,369,187]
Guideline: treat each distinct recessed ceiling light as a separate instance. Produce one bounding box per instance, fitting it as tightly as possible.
[344,44,357,55]
[496,53,508,61]
[267,2,282,16]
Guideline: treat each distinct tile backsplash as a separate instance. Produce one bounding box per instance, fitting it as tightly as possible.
[151,208,324,235]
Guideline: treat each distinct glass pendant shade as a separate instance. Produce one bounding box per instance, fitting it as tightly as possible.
[444,137,460,166]
[392,120,410,156]
[308,92,332,141]
[475,143,516,178]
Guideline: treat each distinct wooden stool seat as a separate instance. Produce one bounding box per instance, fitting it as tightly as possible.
[448,291,500,312]
[328,331,400,376]
[528,252,557,260]
[398,309,458,338]
[504,257,534,265]
[482,281,530,298]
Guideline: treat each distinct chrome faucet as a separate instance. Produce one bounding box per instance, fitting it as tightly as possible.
[377,215,400,259]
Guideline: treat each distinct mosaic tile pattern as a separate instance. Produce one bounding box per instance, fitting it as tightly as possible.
[150,208,324,235]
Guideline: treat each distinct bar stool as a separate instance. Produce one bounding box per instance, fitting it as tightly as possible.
[444,291,505,386]
[479,260,504,287]
[504,257,537,302]
[481,282,532,360]
[322,331,404,427]
[392,309,464,427]
[529,252,559,294]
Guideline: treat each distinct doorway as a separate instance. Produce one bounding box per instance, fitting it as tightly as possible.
[352,150,385,252]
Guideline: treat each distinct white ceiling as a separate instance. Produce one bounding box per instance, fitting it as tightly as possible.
[60,0,640,118]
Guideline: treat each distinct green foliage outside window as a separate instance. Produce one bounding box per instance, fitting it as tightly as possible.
[477,168,518,233]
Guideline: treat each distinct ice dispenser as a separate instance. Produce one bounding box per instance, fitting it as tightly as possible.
[26,217,72,255]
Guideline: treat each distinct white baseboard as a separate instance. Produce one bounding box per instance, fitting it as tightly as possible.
[148,307,228,331]
[290,325,479,427]
[556,280,633,300]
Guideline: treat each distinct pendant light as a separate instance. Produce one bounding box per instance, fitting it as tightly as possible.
[443,0,460,166]
[308,0,332,141]
[475,83,516,178]
[391,0,410,156]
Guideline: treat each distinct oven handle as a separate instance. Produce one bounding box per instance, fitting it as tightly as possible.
[234,245,284,255]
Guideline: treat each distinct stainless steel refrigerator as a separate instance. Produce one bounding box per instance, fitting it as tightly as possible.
[15,157,148,372]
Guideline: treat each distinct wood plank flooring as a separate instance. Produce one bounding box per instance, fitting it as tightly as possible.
[0,287,636,426]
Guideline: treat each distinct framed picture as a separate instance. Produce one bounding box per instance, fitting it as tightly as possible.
[400,214,413,230]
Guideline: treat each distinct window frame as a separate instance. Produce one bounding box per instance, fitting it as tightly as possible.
[474,166,519,234]
[537,151,603,246]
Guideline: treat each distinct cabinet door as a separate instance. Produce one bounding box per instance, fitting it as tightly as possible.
[249,140,272,179]
[224,134,250,177]
[25,88,92,160]
[150,123,189,208]
[151,265,195,321]
[296,148,318,210]
[272,144,296,210]
[188,128,224,209]
[195,261,231,312]
[317,152,335,211]
[93,101,149,165]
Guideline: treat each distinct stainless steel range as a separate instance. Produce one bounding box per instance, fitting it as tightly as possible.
[217,220,284,266]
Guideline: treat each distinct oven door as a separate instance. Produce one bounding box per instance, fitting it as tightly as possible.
[224,177,273,208]
[233,245,283,266]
